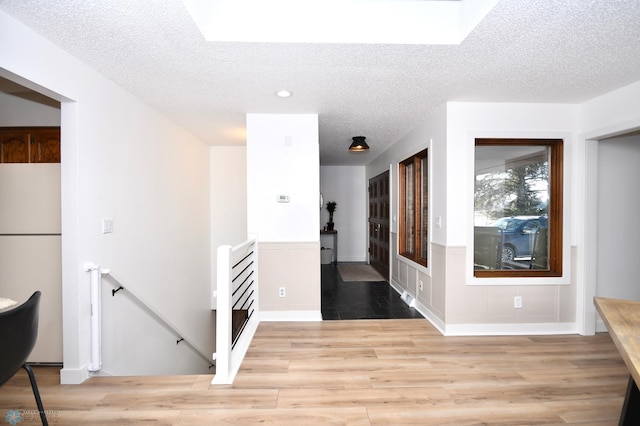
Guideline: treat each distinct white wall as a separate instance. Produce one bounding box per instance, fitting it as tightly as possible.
[575,80,640,335]
[0,91,60,126]
[367,105,446,322]
[579,81,640,135]
[444,103,577,331]
[368,104,447,241]
[1,10,213,382]
[370,101,580,334]
[210,146,247,308]
[247,114,320,243]
[320,166,367,262]
[596,133,640,301]
[246,114,321,319]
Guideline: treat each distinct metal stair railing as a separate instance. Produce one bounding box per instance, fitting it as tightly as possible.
[212,235,260,384]
[99,269,214,370]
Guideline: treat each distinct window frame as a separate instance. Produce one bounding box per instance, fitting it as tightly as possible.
[474,138,563,278]
[399,149,428,267]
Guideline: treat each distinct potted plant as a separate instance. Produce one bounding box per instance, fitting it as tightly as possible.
[326,201,337,231]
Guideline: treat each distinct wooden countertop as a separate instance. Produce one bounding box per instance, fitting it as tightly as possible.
[594,297,640,385]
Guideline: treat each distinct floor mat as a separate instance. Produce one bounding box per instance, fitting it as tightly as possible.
[337,264,385,282]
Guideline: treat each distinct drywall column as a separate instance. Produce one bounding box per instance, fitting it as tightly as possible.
[246,114,321,320]
[210,146,247,308]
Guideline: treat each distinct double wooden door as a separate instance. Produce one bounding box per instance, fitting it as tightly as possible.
[369,171,390,281]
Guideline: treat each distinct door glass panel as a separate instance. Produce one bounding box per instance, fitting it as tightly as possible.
[404,162,415,255]
[420,155,428,259]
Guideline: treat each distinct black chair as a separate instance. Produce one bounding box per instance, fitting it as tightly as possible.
[0,291,48,425]
[530,228,548,270]
[473,226,503,270]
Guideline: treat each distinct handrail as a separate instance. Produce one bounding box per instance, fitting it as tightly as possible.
[212,235,260,384]
[104,272,214,369]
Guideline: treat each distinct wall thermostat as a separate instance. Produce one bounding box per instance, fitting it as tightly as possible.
[277,194,290,203]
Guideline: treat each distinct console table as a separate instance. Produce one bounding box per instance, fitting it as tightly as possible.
[320,230,337,264]
[594,297,640,425]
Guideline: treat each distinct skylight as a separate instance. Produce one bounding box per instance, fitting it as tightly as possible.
[182,0,499,45]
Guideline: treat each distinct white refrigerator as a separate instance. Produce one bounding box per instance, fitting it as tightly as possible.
[0,163,62,362]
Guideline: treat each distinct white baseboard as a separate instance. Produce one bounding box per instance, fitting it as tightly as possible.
[443,322,578,336]
[388,279,406,296]
[87,370,114,377]
[413,299,447,335]
[260,310,323,322]
[336,256,367,262]
[59,365,90,384]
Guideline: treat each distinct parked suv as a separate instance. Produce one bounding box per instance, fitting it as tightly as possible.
[491,216,548,262]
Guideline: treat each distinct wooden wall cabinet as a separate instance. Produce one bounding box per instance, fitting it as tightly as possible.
[0,127,61,163]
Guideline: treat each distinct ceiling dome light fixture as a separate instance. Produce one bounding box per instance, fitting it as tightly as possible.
[276,90,292,98]
[349,136,369,152]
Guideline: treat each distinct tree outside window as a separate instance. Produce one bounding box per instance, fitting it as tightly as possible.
[474,139,563,277]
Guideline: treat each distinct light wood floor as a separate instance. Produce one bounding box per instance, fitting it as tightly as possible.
[0,319,629,425]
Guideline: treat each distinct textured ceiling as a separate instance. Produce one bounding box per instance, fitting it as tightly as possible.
[1,0,639,165]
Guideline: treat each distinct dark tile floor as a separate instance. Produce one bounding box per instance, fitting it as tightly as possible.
[321,263,425,320]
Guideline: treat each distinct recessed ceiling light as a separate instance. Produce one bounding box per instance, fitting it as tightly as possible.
[276,90,292,98]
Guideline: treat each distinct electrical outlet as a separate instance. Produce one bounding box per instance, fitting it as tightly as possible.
[419,280,424,291]
[279,287,286,298]
[514,296,523,309]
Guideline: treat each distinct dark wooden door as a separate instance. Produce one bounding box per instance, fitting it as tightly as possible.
[369,171,390,281]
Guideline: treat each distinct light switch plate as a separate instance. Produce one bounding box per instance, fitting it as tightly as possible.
[102,218,114,234]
